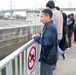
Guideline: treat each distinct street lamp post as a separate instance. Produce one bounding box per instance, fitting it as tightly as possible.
[9,0,13,26]
[10,0,13,19]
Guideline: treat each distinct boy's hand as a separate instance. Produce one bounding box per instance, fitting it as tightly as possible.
[32,33,40,39]
[32,34,36,39]
[36,33,40,36]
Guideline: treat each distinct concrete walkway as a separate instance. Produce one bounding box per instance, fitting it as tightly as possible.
[54,41,76,75]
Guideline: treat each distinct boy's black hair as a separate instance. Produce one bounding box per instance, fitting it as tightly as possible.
[46,0,55,9]
[41,9,53,18]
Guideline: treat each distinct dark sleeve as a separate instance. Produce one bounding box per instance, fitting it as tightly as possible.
[34,26,56,46]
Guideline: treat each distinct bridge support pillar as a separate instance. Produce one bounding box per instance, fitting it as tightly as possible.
[10,11,14,19]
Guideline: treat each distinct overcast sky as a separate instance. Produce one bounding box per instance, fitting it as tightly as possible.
[0,0,76,10]
[0,0,76,15]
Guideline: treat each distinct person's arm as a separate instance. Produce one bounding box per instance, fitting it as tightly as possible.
[33,27,55,46]
[68,18,74,25]
[68,20,73,25]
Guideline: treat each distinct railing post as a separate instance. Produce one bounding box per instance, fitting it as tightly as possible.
[24,50,27,75]
[15,57,18,75]
[36,43,41,75]
[20,53,22,75]
[6,61,13,75]
[0,71,2,75]
[30,25,33,35]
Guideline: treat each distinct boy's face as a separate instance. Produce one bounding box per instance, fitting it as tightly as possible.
[40,12,49,24]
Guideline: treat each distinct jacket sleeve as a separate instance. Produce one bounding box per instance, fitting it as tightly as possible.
[34,27,55,46]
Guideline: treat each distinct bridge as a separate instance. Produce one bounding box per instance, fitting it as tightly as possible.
[0,8,76,14]
[0,9,40,14]
[61,8,76,11]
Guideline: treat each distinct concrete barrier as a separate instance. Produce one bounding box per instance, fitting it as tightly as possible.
[0,24,43,60]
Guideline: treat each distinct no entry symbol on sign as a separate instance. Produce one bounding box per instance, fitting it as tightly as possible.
[28,46,36,70]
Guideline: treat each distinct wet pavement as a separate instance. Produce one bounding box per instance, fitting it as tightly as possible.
[54,41,76,75]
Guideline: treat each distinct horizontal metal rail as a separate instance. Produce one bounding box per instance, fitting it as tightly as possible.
[0,39,41,75]
[0,39,35,70]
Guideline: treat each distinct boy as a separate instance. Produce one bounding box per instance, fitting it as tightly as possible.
[32,9,57,75]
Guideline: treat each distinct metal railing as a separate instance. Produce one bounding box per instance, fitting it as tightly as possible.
[0,39,41,75]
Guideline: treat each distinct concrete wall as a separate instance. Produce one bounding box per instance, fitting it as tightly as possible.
[0,24,43,60]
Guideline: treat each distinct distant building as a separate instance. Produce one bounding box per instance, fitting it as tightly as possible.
[26,9,40,24]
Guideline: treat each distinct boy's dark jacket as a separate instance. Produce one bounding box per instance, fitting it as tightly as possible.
[34,20,57,63]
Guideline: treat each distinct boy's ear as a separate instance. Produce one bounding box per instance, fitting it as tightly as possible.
[46,15,50,19]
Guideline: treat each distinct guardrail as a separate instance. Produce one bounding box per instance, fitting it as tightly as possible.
[0,39,41,75]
